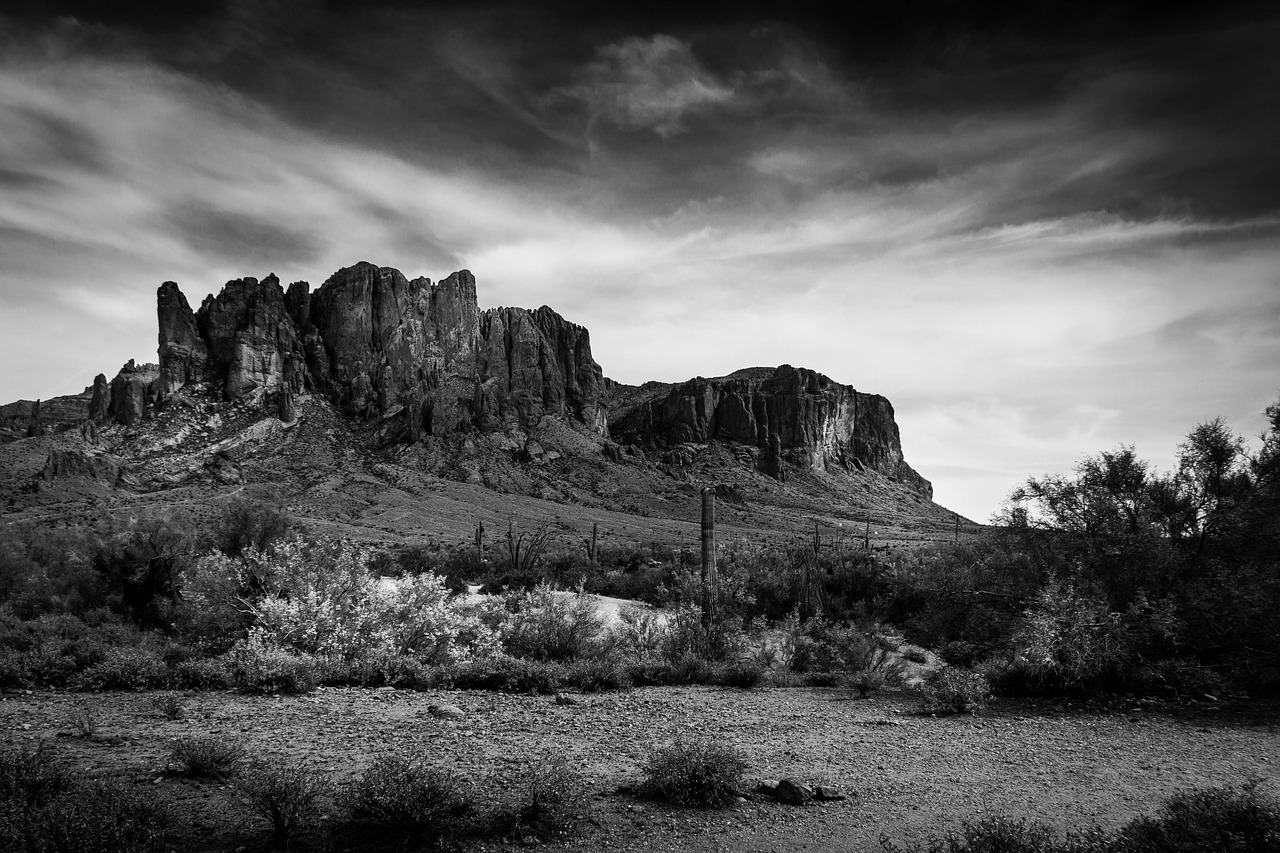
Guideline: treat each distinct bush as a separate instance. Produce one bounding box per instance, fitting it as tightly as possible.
[565,656,632,692]
[447,655,567,694]
[922,668,991,715]
[0,742,72,805]
[77,646,169,691]
[850,670,886,699]
[716,660,766,689]
[489,757,587,842]
[238,759,329,848]
[1,779,169,853]
[172,657,234,690]
[169,735,245,778]
[341,755,472,845]
[225,636,317,694]
[68,702,99,738]
[641,738,748,808]
[499,585,606,663]
[880,815,1073,853]
[1115,781,1280,852]
[0,744,167,853]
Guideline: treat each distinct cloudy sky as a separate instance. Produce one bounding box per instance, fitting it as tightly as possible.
[2,1,1278,522]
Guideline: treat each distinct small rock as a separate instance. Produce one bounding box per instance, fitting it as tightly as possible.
[427,703,466,720]
[769,779,814,805]
[554,692,579,706]
[755,780,780,797]
[813,785,847,801]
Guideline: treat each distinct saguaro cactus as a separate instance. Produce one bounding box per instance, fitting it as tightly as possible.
[701,487,718,628]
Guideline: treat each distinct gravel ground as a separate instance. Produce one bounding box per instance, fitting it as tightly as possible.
[3,686,1278,852]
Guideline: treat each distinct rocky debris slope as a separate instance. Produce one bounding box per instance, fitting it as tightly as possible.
[94,262,607,440]
[609,365,931,498]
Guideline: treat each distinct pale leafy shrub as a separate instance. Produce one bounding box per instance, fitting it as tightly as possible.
[184,539,496,664]
[225,633,316,694]
[642,738,748,808]
[498,584,606,662]
[496,756,587,841]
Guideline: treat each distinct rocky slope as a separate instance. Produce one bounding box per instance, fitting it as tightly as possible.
[2,262,967,546]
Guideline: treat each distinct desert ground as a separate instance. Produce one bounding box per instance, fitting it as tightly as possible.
[3,684,1276,852]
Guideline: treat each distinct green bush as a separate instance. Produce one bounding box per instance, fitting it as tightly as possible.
[169,735,245,778]
[922,668,991,715]
[850,669,886,699]
[238,759,329,848]
[499,585,606,662]
[565,656,632,692]
[1115,781,1280,852]
[341,755,472,845]
[76,646,169,691]
[0,744,167,853]
[447,655,566,694]
[225,637,316,694]
[641,738,748,808]
[172,657,234,690]
[715,660,766,689]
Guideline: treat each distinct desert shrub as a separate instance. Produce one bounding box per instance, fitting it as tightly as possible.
[0,778,169,853]
[169,735,245,778]
[609,605,669,658]
[785,616,878,674]
[498,584,606,662]
[716,659,766,689]
[225,634,317,694]
[851,669,886,698]
[922,668,991,715]
[76,646,169,690]
[565,656,632,692]
[68,702,99,738]
[0,742,73,805]
[879,815,1074,853]
[172,657,234,690]
[448,655,566,694]
[152,692,186,720]
[341,756,472,846]
[207,496,293,559]
[488,756,586,842]
[1114,781,1280,852]
[238,759,329,848]
[1130,658,1226,699]
[641,738,748,808]
[20,647,79,686]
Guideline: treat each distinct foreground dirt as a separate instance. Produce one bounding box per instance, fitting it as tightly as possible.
[3,686,1277,852]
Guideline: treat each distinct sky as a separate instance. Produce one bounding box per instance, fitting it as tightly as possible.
[2,0,1279,523]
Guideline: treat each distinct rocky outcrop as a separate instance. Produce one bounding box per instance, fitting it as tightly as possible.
[88,374,110,423]
[115,262,607,437]
[107,360,158,426]
[609,365,931,497]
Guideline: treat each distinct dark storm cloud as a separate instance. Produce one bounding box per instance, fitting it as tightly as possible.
[3,0,1279,520]
[167,203,323,268]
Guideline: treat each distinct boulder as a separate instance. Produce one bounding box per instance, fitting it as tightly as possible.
[428,703,466,720]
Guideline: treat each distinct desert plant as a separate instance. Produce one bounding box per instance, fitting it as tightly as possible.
[716,659,766,689]
[76,646,169,690]
[850,669,886,699]
[879,815,1074,853]
[342,755,472,846]
[641,738,748,808]
[490,756,587,841]
[169,735,245,778]
[0,742,72,805]
[447,655,567,693]
[152,692,186,720]
[238,759,329,848]
[1,778,169,853]
[68,702,99,738]
[1114,780,1280,852]
[565,656,632,692]
[499,584,606,662]
[172,657,234,690]
[922,667,991,715]
[226,634,317,694]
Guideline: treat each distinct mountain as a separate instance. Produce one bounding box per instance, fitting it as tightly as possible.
[0,263,976,551]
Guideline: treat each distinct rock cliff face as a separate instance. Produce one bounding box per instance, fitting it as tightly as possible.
[610,365,932,498]
[95,263,607,438]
